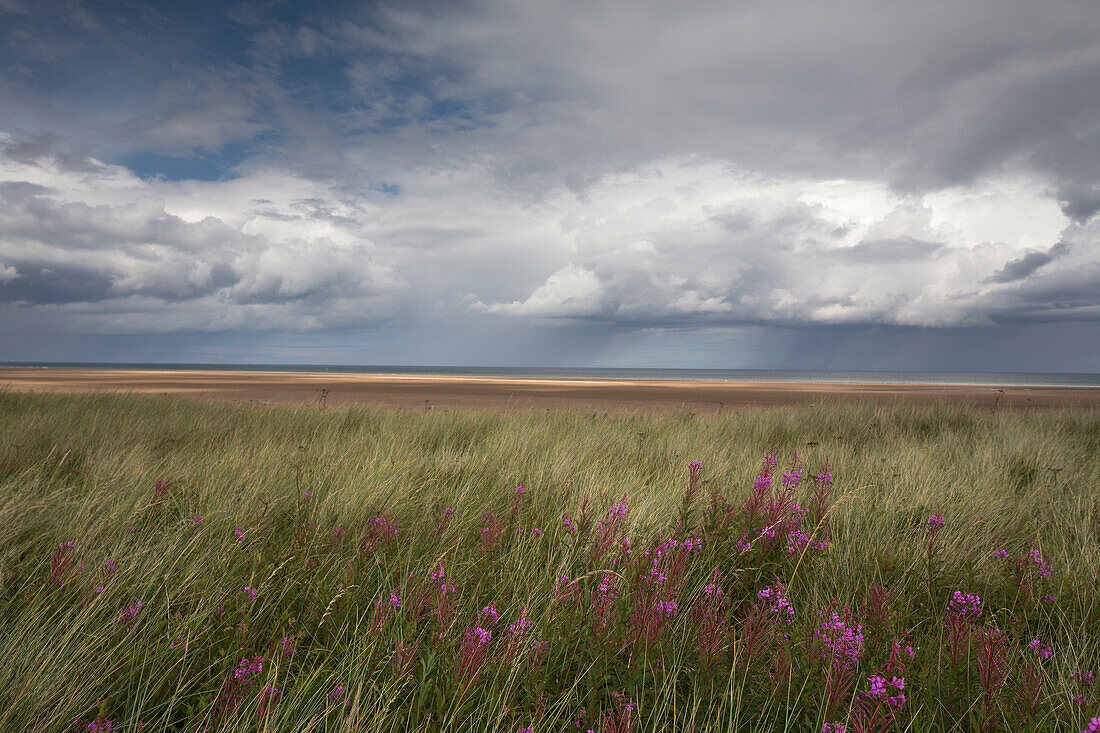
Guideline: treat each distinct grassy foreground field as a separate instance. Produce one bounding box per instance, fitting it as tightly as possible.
[0,392,1098,732]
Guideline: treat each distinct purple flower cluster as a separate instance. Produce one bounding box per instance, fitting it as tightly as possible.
[817,610,865,666]
[758,582,794,624]
[431,562,456,594]
[925,513,945,553]
[781,467,803,488]
[508,606,532,636]
[867,673,906,708]
[1028,639,1053,659]
[948,590,981,619]
[1074,669,1098,707]
[362,514,398,557]
[233,654,264,683]
[786,528,829,555]
[655,599,678,618]
[608,497,629,519]
[456,626,494,686]
[591,495,631,562]
[739,453,832,560]
[118,601,143,628]
[1027,548,1053,578]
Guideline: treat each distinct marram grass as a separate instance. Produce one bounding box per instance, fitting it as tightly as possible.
[0,391,1098,732]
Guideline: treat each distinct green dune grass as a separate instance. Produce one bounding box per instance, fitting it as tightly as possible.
[0,391,1097,731]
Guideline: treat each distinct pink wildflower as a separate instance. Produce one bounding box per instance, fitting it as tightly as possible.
[456,627,493,686]
[118,601,143,628]
[508,606,532,636]
[655,599,678,617]
[948,590,981,619]
[1028,639,1053,659]
[817,609,865,666]
[757,582,795,624]
[233,655,264,683]
[479,513,503,552]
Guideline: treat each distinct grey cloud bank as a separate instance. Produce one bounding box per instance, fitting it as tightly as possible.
[0,0,1097,371]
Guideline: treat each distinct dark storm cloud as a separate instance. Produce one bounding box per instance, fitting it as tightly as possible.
[0,263,113,304]
[301,1,1100,211]
[988,242,1070,284]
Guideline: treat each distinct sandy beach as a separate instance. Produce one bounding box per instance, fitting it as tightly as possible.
[1,367,1096,412]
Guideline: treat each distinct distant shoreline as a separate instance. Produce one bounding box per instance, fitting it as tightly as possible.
[1,362,1098,387]
[1,367,1096,411]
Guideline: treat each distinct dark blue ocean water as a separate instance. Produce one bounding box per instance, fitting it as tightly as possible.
[2,363,1097,387]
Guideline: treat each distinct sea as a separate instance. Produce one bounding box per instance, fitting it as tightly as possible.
[2,363,1097,387]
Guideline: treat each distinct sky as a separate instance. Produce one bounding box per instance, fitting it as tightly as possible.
[0,0,1098,372]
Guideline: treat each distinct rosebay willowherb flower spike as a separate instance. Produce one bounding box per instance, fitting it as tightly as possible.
[49,541,75,588]
[685,460,702,504]
[455,626,493,687]
[362,513,398,557]
[479,513,504,552]
[976,628,1010,706]
[591,494,630,562]
[948,590,981,619]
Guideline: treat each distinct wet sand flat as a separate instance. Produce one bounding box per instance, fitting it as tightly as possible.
[1,367,1096,412]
